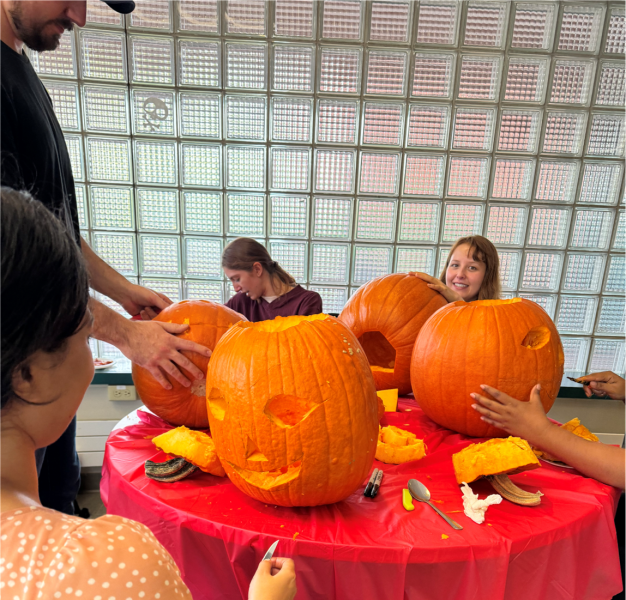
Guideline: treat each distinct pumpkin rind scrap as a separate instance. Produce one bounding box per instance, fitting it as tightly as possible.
[534,418,599,461]
[206,314,380,507]
[339,273,448,394]
[152,426,225,477]
[411,298,564,438]
[375,425,426,464]
[452,437,540,484]
[132,300,245,428]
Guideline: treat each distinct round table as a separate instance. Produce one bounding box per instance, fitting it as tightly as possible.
[101,399,623,600]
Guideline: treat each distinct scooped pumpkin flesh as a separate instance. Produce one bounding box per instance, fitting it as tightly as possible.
[152,426,225,477]
[375,425,426,464]
[534,418,599,462]
[452,437,540,484]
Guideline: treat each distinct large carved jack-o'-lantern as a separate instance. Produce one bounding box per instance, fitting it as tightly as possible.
[206,314,380,507]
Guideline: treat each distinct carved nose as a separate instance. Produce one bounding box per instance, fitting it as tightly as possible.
[246,437,268,462]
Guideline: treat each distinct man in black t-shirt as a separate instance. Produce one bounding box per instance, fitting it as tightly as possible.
[1,0,211,515]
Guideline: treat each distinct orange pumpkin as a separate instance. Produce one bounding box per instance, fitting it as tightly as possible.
[132,300,245,428]
[339,273,448,394]
[206,314,380,507]
[411,298,564,438]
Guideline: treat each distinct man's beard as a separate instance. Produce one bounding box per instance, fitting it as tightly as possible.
[9,4,74,52]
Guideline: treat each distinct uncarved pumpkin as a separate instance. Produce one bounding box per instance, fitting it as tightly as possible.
[411,298,564,438]
[339,273,448,394]
[132,300,245,428]
[206,314,380,507]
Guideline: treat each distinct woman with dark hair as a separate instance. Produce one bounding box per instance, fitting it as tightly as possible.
[0,189,297,599]
[223,237,323,322]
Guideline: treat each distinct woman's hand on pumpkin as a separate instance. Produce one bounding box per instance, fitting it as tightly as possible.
[470,384,552,445]
[409,272,464,303]
[578,371,625,401]
[249,557,297,600]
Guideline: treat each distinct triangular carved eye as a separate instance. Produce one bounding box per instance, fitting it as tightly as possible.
[246,437,268,462]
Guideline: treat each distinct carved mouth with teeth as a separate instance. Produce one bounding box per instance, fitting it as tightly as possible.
[226,460,303,490]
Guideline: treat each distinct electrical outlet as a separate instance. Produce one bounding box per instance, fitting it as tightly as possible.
[108,385,137,401]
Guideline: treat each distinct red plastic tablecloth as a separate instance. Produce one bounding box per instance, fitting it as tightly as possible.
[101,398,623,600]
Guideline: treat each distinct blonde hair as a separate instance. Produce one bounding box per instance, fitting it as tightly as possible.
[439,236,501,300]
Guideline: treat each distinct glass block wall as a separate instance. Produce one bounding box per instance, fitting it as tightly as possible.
[30,0,625,374]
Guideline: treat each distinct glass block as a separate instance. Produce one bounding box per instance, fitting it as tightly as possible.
[317,99,358,144]
[269,241,307,282]
[590,339,625,374]
[97,341,130,365]
[511,2,556,49]
[90,186,133,230]
[79,31,125,81]
[362,102,403,146]
[464,1,508,47]
[459,56,501,101]
[309,286,347,314]
[130,36,174,85]
[370,1,411,43]
[270,196,308,237]
[556,296,598,335]
[542,111,586,155]
[503,56,549,103]
[319,47,361,94]
[586,114,625,158]
[273,45,314,92]
[271,97,312,143]
[135,140,176,185]
[558,4,604,53]
[499,251,522,290]
[605,8,625,54]
[486,205,528,246]
[185,280,223,303]
[613,211,625,250]
[521,252,563,291]
[437,247,451,274]
[64,135,84,182]
[447,156,489,199]
[274,0,315,38]
[561,337,591,372]
[398,202,439,243]
[590,289,623,335]
[137,189,178,232]
[178,40,220,87]
[550,59,594,105]
[605,255,626,294]
[86,0,123,26]
[178,0,219,33]
[140,279,181,303]
[86,137,130,183]
[578,162,623,204]
[356,200,395,241]
[406,104,450,149]
[227,193,265,235]
[271,147,311,191]
[140,236,180,277]
[93,232,137,275]
[75,185,87,229]
[315,150,355,193]
[44,82,79,131]
[322,0,363,40]
[183,192,222,234]
[353,246,392,284]
[83,86,128,133]
[570,209,614,250]
[596,62,625,107]
[534,160,579,203]
[497,109,541,153]
[30,31,76,78]
[452,107,496,151]
[491,158,535,202]
[359,153,400,195]
[311,243,349,283]
[313,197,352,239]
[527,207,570,247]
[180,93,220,138]
[226,0,266,35]
[563,254,605,293]
[226,146,266,190]
[130,0,171,29]
[395,248,435,275]
[519,294,557,318]
[416,1,459,45]
[132,89,175,136]
[365,50,408,96]
[403,155,446,197]
[184,237,222,279]
[411,52,454,98]
[441,203,484,243]
[226,43,267,89]
[225,95,266,141]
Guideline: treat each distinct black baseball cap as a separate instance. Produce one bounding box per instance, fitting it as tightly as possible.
[101,1,136,14]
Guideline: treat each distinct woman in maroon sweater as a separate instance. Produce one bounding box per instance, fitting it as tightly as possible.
[223,238,322,322]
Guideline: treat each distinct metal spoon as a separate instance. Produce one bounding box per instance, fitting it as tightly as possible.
[408,479,463,530]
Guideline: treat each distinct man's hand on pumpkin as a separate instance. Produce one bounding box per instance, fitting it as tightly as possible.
[248,557,297,600]
[409,272,464,303]
[116,282,172,320]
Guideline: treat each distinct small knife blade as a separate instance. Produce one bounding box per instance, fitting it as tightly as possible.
[262,540,279,561]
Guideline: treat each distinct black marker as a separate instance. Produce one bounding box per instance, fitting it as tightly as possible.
[364,468,379,497]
